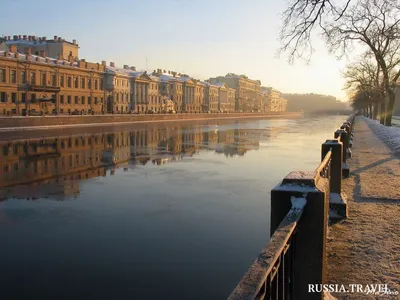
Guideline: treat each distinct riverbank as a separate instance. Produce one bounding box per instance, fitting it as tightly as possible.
[0,112,302,132]
[326,116,400,299]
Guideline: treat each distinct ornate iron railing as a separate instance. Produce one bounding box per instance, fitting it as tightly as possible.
[228,198,306,300]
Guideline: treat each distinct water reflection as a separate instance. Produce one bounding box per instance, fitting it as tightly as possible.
[0,122,284,200]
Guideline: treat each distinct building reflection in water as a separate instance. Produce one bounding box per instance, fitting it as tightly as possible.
[0,123,285,200]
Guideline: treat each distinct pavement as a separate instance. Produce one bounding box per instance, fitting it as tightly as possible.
[326,116,400,299]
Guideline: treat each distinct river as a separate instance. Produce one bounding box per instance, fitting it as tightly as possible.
[0,115,346,300]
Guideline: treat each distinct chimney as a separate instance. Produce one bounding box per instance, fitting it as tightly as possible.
[163,70,166,73]
[54,35,58,40]
[73,39,76,45]
[110,62,115,67]
[28,35,32,41]
[42,36,46,41]
[130,66,136,71]
[102,60,106,66]
[168,71,171,74]
[23,35,27,40]
[36,57,40,62]
[58,53,63,60]
[18,35,22,40]
[13,35,18,40]
[40,50,46,57]
[68,55,74,63]
[7,36,11,40]
[24,47,31,56]
[9,45,17,53]
[123,64,129,69]
[58,37,62,41]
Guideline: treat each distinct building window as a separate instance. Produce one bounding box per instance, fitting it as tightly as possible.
[21,93,26,103]
[100,79,103,90]
[0,69,5,82]
[31,94,36,102]
[88,97,92,104]
[94,97,97,104]
[2,145,8,156]
[30,72,36,84]
[60,75,64,87]
[74,77,78,88]
[10,70,16,83]
[94,79,98,90]
[81,78,85,89]
[88,78,92,89]
[52,74,57,86]
[11,93,16,103]
[60,95,64,104]
[67,76,72,88]
[41,72,46,86]
[0,92,6,102]
[82,96,85,104]
[21,71,26,84]
[75,96,78,104]
[67,95,71,104]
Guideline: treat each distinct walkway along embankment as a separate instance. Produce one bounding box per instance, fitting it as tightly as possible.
[0,112,302,132]
[326,116,400,299]
[227,115,356,300]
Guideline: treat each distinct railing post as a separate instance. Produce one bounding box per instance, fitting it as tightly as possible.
[322,140,348,220]
[340,123,352,158]
[271,171,329,299]
[334,129,350,177]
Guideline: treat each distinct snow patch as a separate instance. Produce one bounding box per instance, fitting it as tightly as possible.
[362,116,400,155]
[290,196,307,210]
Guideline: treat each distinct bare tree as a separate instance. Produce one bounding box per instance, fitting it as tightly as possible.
[279,0,352,63]
[343,52,385,121]
[324,0,400,126]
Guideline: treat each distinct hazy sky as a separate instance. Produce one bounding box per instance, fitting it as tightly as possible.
[1,0,354,100]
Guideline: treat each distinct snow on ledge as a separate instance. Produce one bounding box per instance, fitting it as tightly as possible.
[290,196,307,211]
[362,116,400,156]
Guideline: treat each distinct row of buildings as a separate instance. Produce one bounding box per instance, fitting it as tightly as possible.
[0,34,288,116]
[0,124,284,199]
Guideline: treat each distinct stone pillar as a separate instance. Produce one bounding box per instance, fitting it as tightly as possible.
[334,129,350,177]
[322,139,348,219]
[340,123,352,158]
[271,171,329,299]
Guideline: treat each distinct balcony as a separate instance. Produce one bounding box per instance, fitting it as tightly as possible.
[27,84,60,93]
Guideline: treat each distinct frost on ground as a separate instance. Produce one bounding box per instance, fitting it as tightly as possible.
[362,116,400,157]
[326,117,400,299]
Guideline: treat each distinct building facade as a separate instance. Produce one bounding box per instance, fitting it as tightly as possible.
[4,35,80,60]
[261,86,287,112]
[209,73,261,112]
[204,83,219,113]
[0,46,105,116]
[104,63,135,114]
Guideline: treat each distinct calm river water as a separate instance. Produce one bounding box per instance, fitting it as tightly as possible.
[0,115,346,300]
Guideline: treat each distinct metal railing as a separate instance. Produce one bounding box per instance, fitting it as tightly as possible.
[228,198,305,300]
[228,114,356,300]
[316,149,332,181]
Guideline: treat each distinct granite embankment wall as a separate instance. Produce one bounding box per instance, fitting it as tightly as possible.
[0,112,302,130]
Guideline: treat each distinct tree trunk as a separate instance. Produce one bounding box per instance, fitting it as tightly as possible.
[369,103,373,118]
[373,103,378,120]
[384,91,395,126]
[380,102,385,125]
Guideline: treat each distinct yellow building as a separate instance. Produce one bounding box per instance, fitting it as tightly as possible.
[0,45,105,116]
[4,35,80,60]
[203,82,219,113]
[104,63,135,114]
[261,86,287,112]
[209,73,262,112]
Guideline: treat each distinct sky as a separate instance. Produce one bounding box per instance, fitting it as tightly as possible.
[1,0,355,101]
